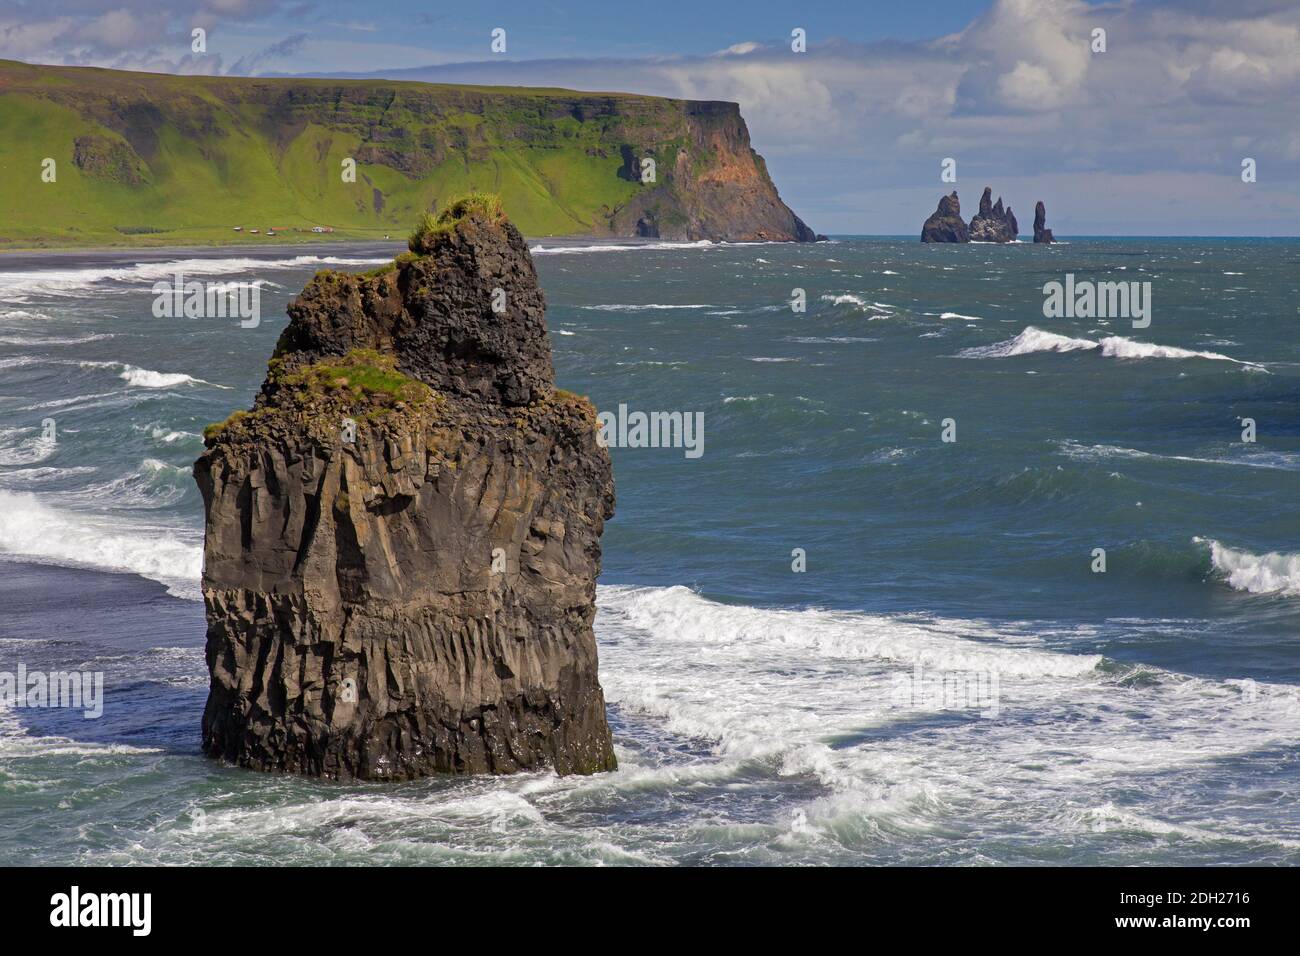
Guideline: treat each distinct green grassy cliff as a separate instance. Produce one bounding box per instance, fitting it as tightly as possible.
[0,59,814,249]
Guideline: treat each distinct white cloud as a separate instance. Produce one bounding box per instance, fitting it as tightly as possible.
[714,41,761,57]
[3,0,1297,233]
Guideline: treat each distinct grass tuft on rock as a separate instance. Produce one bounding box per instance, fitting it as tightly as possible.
[409,192,506,253]
[272,349,432,406]
[203,409,251,441]
[205,350,439,446]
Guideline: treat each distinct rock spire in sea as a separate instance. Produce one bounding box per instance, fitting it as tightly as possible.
[195,194,618,780]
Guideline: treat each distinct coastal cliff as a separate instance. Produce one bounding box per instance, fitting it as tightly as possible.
[607,101,816,242]
[194,195,617,780]
[0,58,814,247]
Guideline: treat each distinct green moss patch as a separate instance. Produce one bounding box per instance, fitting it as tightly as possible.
[204,350,439,446]
[203,409,251,441]
[272,349,432,405]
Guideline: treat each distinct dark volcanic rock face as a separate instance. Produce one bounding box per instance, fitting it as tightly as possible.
[275,217,553,407]
[195,200,618,781]
[1033,201,1055,243]
[968,186,1019,243]
[921,191,970,243]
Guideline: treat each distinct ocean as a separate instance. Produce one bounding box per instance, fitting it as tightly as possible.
[1,237,1297,865]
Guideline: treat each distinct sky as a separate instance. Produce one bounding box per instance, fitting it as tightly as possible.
[2,0,1298,235]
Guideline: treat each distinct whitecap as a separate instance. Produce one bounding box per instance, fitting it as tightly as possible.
[0,489,202,598]
[530,240,716,255]
[1195,538,1300,596]
[958,326,1098,358]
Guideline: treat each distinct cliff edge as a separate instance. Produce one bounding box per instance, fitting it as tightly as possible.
[195,195,618,780]
[0,59,815,247]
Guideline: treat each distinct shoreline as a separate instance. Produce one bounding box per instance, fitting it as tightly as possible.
[0,234,754,259]
[0,240,406,271]
[2,234,1295,260]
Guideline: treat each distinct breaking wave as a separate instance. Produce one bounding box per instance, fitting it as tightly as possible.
[959,326,1097,358]
[819,294,894,315]
[72,360,218,389]
[960,326,1261,366]
[530,240,716,255]
[1196,538,1300,596]
[600,585,1101,679]
[0,255,389,302]
[0,489,202,599]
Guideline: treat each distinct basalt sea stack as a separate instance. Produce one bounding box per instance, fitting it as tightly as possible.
[921,191,970,243]
[968,186,1019,243]
[195,195,617,780]
[1033,201,1055,243]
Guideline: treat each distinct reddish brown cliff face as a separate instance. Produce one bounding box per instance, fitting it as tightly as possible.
[609,101,817,242]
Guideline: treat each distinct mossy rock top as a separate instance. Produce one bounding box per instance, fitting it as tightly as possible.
[203,349,439,445]
[408,192,506,254]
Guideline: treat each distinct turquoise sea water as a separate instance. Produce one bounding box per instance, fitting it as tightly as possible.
[1,237,1297,864]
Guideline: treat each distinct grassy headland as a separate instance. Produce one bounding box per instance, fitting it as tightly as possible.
[0,59,804,250]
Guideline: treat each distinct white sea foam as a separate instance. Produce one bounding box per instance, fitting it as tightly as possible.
[0,433,57,467]
[0,333,110,346]
[119,367,205,388]
[0,489,202,598]
[151,427,200,444]
[592,584,1300,849]
[0,466,98,484]
[579,303,716,311]
[958,326,1098,358]
[1196,538,1300,596]
[787,336,877,344]
[939,312,982,321]
[71,359,217,388]
[530,240,716,255]
[16,390,128,413]
[0,698,163,760]
[0,255,388,302]
[819,294,893,315]
[601,586,1100,680]
[961,326,1260,366]
[1056,440,1300,472]
[1097,335,1258,366]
